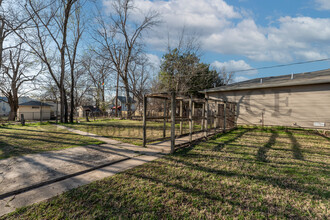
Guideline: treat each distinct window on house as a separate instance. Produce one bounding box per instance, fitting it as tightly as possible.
[32,106,40,109]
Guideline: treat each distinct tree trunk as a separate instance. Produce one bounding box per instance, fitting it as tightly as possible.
[70,71,74,123]
[101,79,105,112]
[60,1,73,123]
[60,86,65,123]
[0,17,5,69]
[124,83,131,119]
[115,71,119,117]
[7,87,19,121]
[8,98,18,121]
[64,92,68,123]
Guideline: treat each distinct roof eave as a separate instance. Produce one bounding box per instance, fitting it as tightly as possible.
[201,80,330,93]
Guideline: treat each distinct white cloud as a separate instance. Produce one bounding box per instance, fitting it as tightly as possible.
[146,53,161,69]
[234,76,250,82]
[103,0,241,51]
[205,16,330,62]
[315,0,330,10]
[211,60,258,75]
[103,0,330,63]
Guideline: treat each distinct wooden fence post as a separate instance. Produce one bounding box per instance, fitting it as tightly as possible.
[143,95,147,147]
[21,114,25,126]
[201,103,205,132]
[192,101,195,134]
[205,96,209,138]
[163,99,167,138]
[189,96,193,143]
[214,101,217,134]
[180,100,183,135]
[223,101,227,133]
[171,92,176,153]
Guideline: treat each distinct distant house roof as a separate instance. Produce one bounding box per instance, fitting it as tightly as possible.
[0,97,7,102]
[0,97,34,104]
[202,68,330,93]
[19,101,52,107]
[113,96,136,104]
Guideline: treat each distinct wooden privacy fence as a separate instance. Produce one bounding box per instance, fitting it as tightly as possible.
[142,92,237,153]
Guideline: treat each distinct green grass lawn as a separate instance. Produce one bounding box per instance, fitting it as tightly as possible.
[0,123,104,159]
[3,127,329,219]
[66,119,202,146]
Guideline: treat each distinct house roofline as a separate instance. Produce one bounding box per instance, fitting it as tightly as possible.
[200,68,330,93]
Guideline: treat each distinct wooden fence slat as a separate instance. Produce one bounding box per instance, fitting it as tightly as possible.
[163,99,167,138]
[171,92,176,153]
[223,101,227,133]
[180,100,183,135]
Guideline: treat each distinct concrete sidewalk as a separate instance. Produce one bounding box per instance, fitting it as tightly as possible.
[0,154,162,216]
[0,126,163,217]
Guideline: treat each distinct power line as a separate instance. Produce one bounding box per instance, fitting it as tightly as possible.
[156,57,330,78]
[229,58,330,73]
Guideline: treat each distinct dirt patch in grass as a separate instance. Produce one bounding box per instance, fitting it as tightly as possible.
[0,123,104,159]
[2,127,329,219]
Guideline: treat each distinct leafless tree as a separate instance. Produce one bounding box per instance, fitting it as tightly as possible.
[215,66,234,85]
[93,0,160,118]
[0,0,27,69]
[13,0,80,123]
[0,0,40,120]
[128,55,153,109]
[0,42,41,120]
[81,52,113,111]
[66,1,84,123]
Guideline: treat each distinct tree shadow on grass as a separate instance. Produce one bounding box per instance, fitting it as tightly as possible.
[209,128,256,152]
[285,130,304,160]
[163,156,328,199]
[256,130,278,162]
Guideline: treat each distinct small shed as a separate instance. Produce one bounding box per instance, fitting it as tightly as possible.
[18,101,52,120]
[77,106,103,117]
[202,69,330,129]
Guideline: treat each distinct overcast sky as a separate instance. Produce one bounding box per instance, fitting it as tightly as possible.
[102,0,330,82]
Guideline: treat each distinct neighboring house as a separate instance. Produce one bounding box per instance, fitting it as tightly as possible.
[110,96,136,112]
[44,100,61,118]
[18,101,52,120]
[0,97,9,116]
[0,97,34,116]
[202,68,330,129]
[77,106,103,117]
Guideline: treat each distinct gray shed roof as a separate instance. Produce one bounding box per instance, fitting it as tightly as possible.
[202,68,330,93]
[19,101,52,107]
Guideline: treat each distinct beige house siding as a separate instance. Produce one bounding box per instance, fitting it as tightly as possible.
[18,106,51,120]
[207,83,330,129]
